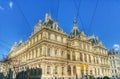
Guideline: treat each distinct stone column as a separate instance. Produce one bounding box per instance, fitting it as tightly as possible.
[99,68,102,77]
[58,65,62,77]
[82,53,84,63]
[34,49,36,58]
[51,64,54,77]
[41,63,46,79]
[76,66,81,78]
[51,47,54,56]
[71,51,72,61]
[65,65,67,77]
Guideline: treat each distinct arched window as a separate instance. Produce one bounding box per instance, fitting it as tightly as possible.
[48,48,50,56]
[72,53,76,61]
[47,66,50,74]
[55,66,57,74]
[84,54,87,62]
[61,51,63,57]
[62,67,64,75]
[98,68,100,75]
[67,53,70,60]
[80,53,83,61]
[36,48,38,57]
[97,58,99,64]
[67,65,71,76]
[48,33,50,39]
[89,55,91,63]
[94,56,96,63]
[95,68,96,75]
[55,50,57,56]
[55,35,57,41]
[73,66,76,75]
[40,48,42,56]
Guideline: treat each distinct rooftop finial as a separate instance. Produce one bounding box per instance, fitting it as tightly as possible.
[73,18,77,27]
[45,13,49,22]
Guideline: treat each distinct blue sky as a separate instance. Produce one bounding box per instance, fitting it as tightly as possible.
[0,0,120,59]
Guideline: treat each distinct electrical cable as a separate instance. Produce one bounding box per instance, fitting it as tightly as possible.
[87,0,99,35]
[73,0,85,32]
[56,0,60,21]
[13,0,32,33]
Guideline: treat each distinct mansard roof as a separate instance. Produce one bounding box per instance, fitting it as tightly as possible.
[88,35,103,46]
[34,13,63,34]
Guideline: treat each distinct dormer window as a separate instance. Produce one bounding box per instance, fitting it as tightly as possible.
[53,22,58,30]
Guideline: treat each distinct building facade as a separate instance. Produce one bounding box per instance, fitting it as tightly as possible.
[8,13,111,79]
[109,50,120,78]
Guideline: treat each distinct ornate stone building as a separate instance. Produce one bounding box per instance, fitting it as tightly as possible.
[8,13,111,79]
[108,50,120,78]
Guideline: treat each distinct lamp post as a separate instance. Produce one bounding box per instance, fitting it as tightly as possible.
[26,67,30,79]
[86,70,88,79]
[86,65,88,79]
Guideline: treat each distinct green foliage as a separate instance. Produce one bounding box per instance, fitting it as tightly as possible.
[97,77,102,79]
[15,68,42,79]
[103,76,110,79]
[89,75,95,79]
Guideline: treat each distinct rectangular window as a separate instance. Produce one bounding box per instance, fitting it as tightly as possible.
[67,54,70,60]
[80,53,83,61]
[84,54,87,62]
[62,67,64,75]
[55,50,57,56]
[55,66,57,74]
[61,51,63,56]
[48,48,50,56]
[47,66,50,74]
[89,55,91,63]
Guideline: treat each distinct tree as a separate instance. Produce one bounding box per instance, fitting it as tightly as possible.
[89,75,95,79]
[103,76,110,79]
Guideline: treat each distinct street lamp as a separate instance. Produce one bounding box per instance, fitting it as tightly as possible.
[86,70,88,79]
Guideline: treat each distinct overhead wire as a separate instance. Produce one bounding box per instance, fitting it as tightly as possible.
[0,0,33,56]
[13,0,32,36]
[73,0,85,32]
[87,0,99,35]
[56,0,60,21]
[74,0,81,20]
[0,0,35,56]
